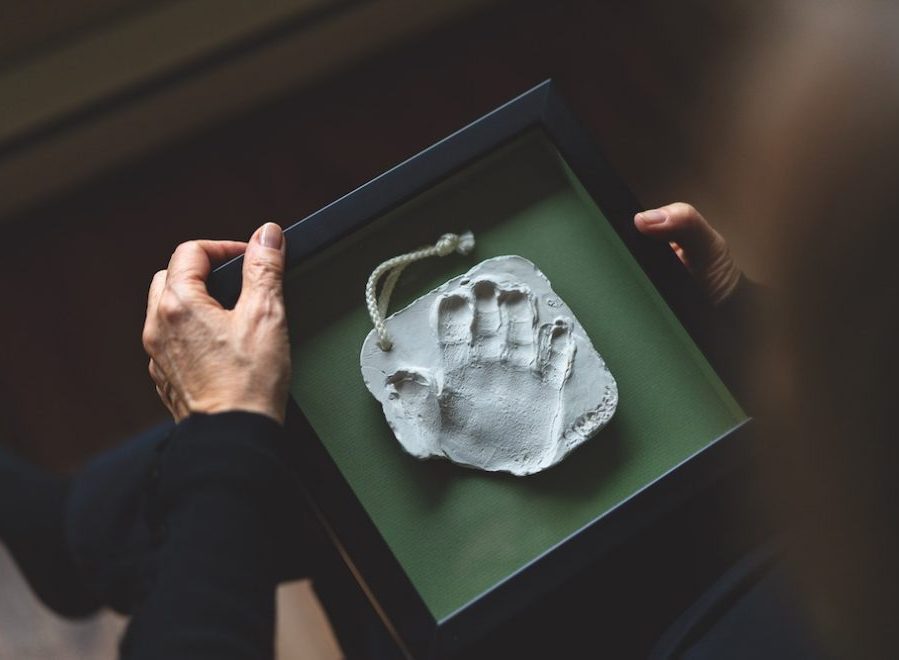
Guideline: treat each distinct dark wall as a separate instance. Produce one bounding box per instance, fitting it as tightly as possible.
[0,0,766,469]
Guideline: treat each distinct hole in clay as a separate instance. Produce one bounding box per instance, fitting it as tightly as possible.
[497,288,529,307]
[472,279,497,299]
[438,294,469,314]
[459,278,470,285]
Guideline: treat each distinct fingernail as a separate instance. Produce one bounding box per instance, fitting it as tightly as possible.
[637,209,667,224]
[259,223,283,249]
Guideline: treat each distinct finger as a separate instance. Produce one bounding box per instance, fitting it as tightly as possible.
[142,270,168,353]
[149,359,175,412]
[147,270,166,316]
[536,318,575,387]
[237,223,286,309]
[154,384,181,420]
[163,382,189,422]
[148,358,165,387]
[634,203,725,268]
[471,280,502,363]
[635,203,741,305]
[154,384,172,409]
[500,287,536,367]
[435,291,473,369]
[166,240,248,291]
[149,359,187,420]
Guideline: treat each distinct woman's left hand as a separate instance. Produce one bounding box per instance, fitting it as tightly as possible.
[634,202,742,305]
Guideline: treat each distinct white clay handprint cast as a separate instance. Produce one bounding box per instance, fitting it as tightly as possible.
[361,256,617,476]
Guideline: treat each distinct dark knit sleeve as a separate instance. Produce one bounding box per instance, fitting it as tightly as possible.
[119,411,293,660]
[704,275,769,409]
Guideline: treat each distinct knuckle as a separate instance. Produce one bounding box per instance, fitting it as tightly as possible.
[247,293,286,324]
[142,330,155,353]
[670,202,698,219]
[169,241,200,266]
[668,203,713,239]
[247,257,282,283]
[709,230,729,255]
[174,240,199,256]
[142,323,159,352]
[268,301,287,326]
[158,291,186,322]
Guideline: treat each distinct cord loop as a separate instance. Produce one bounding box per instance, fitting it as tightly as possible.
[365,231,475,351]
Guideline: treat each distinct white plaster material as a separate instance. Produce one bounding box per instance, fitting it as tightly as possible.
[360,256,618,476]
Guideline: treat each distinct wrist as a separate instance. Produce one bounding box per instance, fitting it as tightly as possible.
[187,397,287,425]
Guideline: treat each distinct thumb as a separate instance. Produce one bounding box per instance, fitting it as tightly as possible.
[634,203,740,305]
[634,203,725,267]
[238,223,286,307]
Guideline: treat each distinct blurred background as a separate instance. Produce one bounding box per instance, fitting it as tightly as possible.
[0,0,895,657]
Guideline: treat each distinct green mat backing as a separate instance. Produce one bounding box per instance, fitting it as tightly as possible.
[285,130,746,620]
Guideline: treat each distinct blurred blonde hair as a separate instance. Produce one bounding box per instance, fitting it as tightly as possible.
[734,2,899,655]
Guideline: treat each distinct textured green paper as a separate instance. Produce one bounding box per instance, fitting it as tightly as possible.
[285,131,746,620]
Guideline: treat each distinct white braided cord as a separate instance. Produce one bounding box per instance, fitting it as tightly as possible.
[365,232,474,351]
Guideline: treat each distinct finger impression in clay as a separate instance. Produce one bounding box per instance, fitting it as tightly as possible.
[360,256,618,476]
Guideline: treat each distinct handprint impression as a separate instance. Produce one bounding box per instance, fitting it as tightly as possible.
[362,256,618,476]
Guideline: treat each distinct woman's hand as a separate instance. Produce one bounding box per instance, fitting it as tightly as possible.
[634,202,741,305]
[142,223,291,424]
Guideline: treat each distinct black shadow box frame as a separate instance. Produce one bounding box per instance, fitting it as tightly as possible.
[208,80,753,658]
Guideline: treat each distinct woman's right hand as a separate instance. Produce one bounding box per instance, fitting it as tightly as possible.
[142,223,291,425]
